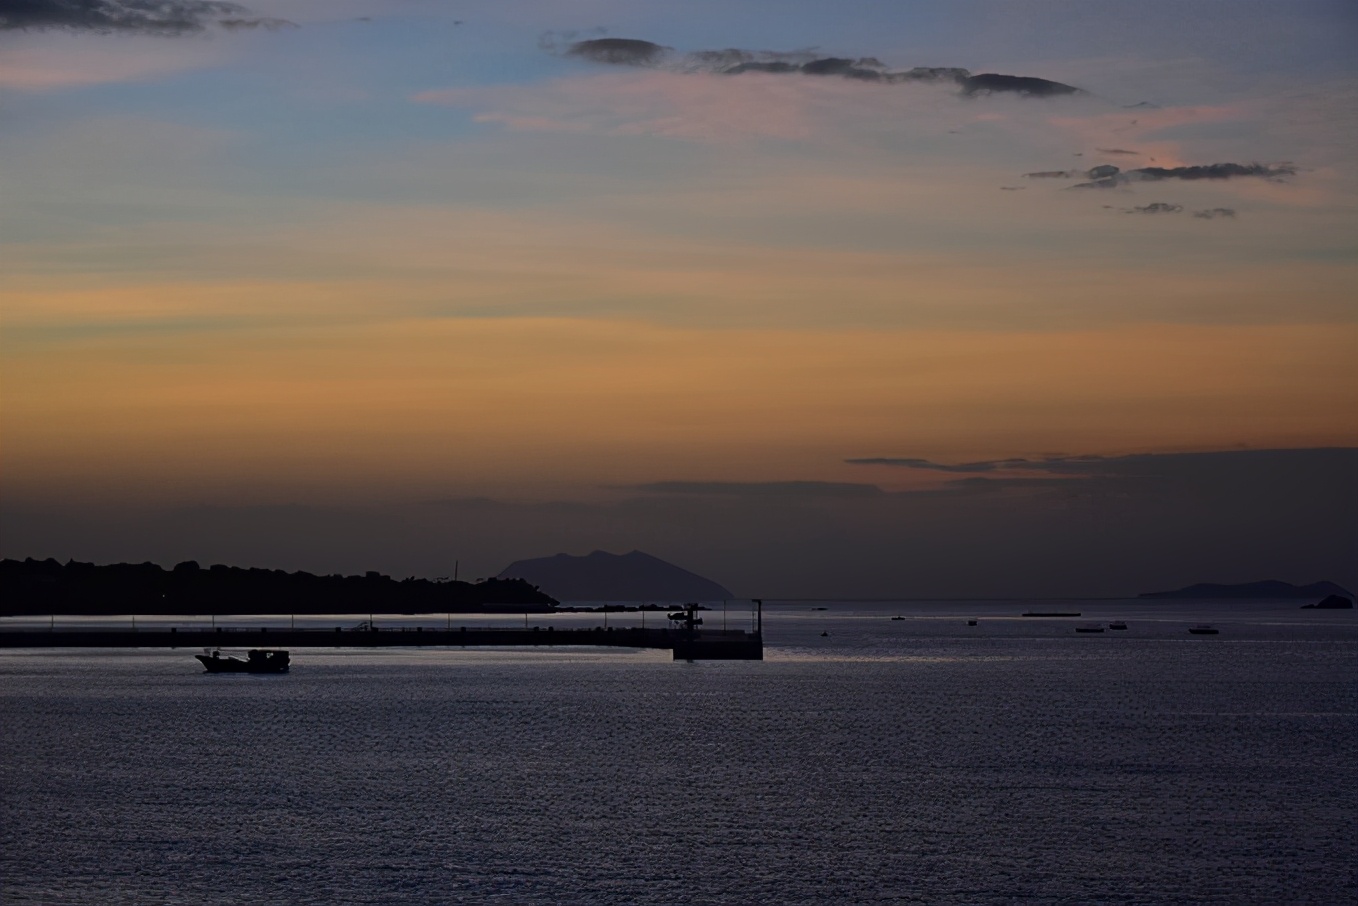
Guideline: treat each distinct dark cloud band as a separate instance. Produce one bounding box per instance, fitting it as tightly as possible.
[1062,162,1295,189]
[1126,202,1183,214]
[848,449,1358,482]
[960,73,1080,98]
[562,36,1081,98]
[567,37,669,66]
[1,0,291,34]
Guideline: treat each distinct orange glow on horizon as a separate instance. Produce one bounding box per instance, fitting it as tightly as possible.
[4,317,1355,506]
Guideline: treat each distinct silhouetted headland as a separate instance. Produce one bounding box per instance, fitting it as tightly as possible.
[1302,594,1353,610]
[1138,580,1352,600]
[0,558,557,616]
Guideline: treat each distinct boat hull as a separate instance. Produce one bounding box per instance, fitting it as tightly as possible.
[196,650,290,673]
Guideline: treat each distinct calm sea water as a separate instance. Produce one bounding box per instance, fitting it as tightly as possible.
[2,600,1355,905]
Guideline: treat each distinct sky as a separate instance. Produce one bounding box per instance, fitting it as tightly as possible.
[1,0,1355,598]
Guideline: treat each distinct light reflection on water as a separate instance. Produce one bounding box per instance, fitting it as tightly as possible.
[2,600,1355,904]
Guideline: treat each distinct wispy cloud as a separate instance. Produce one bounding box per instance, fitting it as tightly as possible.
[214,16,294,31]
[847,448,1358,491]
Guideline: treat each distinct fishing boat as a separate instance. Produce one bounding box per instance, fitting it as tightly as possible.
[195,649,290,673]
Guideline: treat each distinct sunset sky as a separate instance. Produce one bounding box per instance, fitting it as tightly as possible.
[2,0,1355,598]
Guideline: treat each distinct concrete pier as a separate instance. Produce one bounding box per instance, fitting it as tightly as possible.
[0,625,763,660]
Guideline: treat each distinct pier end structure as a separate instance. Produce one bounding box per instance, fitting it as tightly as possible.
[667,599,763,661]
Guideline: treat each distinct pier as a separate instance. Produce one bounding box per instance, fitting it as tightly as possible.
[0,621,763,661]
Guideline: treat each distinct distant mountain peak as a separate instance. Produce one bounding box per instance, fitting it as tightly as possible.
[497,550,734,602]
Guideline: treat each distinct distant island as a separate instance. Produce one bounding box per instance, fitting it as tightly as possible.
[1302,595,1353,610]
[0,558,558,617]
[497,550,734,602]
[1138,580,1353,600]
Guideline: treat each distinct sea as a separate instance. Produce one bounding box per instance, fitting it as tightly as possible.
[2,599,1355,905]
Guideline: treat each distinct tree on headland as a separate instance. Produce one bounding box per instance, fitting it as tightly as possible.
[0,558,558,616]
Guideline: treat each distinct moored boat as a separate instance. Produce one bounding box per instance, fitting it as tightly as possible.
[195,649,290,673]
[1188,624,1219,635]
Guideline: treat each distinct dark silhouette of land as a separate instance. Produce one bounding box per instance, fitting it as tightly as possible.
[497,550,733,601]
[1138,580,1352,600]
[1302,594,1353,610]
[0,558,557,616]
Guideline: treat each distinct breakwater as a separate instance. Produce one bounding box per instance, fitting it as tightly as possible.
[0,625,763,660]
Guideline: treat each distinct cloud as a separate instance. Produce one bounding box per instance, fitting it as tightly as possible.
[847,448,1358,494]
[567,37,669,67]
[551,34,1078,98]
[1025,160,1299,218]
[216,16,295,31]
[1113,203,1235,218]
[0,0,293,34]
[1131,163,1295,182]
[1125,202,1183,214]
[1066,162,1295,189]
[960,73,1081,98]
[733,60,1082,98]
[845,452,1100,475]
